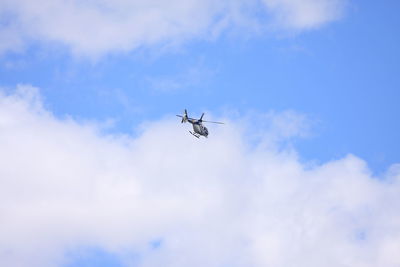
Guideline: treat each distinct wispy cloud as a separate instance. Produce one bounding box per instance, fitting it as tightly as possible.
[2,85,398,267]
[146,64,217,93]
[0,0,347,58]
[263,0,347,31]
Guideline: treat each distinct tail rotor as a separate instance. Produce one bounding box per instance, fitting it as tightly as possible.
[177,109,188,123]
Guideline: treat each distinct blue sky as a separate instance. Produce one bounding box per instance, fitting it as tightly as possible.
[1,0,400,266]
[1,0,399,173]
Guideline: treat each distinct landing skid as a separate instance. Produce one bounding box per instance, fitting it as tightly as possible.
[189,131,200,138]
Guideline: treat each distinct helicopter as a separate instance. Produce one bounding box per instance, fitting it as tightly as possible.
[176,109,224,138]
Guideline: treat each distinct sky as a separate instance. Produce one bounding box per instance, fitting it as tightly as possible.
[0,0,400,266]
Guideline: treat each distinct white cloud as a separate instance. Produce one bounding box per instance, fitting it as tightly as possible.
[262,0,346,30]
[0,0,347,57]
[1,85,399,267]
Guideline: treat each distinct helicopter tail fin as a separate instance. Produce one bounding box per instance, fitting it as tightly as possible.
[182,109,188,123]
[176,109,189,123]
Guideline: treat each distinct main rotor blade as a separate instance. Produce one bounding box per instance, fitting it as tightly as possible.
[202,120,225,124]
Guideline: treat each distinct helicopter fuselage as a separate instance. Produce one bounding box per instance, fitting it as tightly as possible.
[192,122,208,137]
[186,118,208,137]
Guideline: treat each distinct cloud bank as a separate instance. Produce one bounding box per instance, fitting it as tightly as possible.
[0,85,399,267]
[0,0,346,57]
